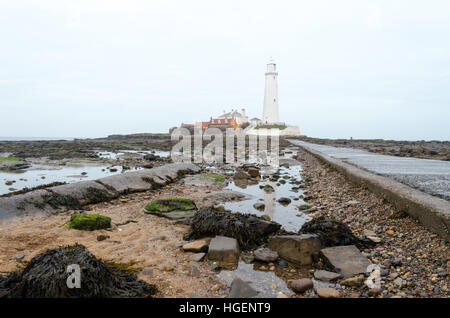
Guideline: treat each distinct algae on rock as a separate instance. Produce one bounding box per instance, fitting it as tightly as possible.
[68,213,111,231]
[144,198,196,214]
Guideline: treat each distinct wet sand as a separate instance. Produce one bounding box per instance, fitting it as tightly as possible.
[0,181,229,298]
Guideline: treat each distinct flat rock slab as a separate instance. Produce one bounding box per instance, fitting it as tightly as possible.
[208,236,240,263]
[320,245,372,278]
[183,175,226,187]
[254,248,279,263]
[202,190,252,202]
[0,163,201,220]
[182,240,209,252]
[188,253,206,262]
[314,270,342,282]
[48,180,118,206]
[98,170,152,194]
[269,234,321,265]
[228,277,258,298]
[161,211,196,220]
[150,163,201,181]
[0,189,55,220]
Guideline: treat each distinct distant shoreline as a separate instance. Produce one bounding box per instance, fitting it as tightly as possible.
[0,137,74,141]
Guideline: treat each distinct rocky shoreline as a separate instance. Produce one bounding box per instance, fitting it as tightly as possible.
[0,134,172,161]
[295,148,449,298]
[0,139,448,298]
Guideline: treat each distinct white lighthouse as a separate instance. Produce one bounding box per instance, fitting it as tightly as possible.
[262,57,279,124]
[246,58,300,136]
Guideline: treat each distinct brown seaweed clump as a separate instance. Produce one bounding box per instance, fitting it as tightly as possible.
[0,245,157,298]
[299,215,375,249]
[184,208,281,250]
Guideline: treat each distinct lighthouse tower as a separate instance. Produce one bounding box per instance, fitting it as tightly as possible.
[262,57,279,124]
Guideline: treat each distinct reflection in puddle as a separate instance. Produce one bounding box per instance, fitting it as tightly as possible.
[0,164,126,195]
[0,149,168,195]
[217,262,294,298]
[95,149,170,160]
[223,162,310,232]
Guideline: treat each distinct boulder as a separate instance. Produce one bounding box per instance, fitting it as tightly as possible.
[234,170,250,180]
[290,278,313,293]
[269,234,321,265]
[184,208,281,250]
[246,167,260,178]
[207,236,240,263]
[254,248,278,263]
[253,203,265,211]
[277,197,291,205]
[313,270,342,282]
[320,245,372,279]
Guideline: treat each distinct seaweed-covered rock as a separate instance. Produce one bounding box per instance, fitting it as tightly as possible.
[68,213,111,231]
[144,198,196,214]
[0,245,156,298]
[144,198,197,221]
[184,208,281,250]
[299,216,375,249]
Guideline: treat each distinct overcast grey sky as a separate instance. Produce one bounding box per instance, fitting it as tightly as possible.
[0,0,449,140]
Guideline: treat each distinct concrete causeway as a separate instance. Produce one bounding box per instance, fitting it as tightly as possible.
[289,140,450,240]
[289,140,450,200]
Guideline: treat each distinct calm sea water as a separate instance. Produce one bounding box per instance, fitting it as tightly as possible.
[0,137,74,141]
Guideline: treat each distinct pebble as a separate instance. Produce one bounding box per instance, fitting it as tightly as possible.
[316,287,341,298]
[290,278,313,293]
[340,275,365,287]
[14,253,25,261]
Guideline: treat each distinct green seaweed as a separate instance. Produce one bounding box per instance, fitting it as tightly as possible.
[0,156,21,162]
[200,173,225,182]
[254,124,287,130]
[68,213,111,231]
[144,198,196,214]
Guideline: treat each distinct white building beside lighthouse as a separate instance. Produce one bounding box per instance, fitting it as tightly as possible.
[262,58,280,124]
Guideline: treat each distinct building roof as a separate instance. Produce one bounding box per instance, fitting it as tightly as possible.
[219,110,245,118]
[209,118,235,125]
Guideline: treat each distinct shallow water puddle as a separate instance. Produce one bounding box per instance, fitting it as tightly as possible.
[0,149,168,195]
[223,161,310,232]
[95,149,169,160]
[0,164,126,195]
